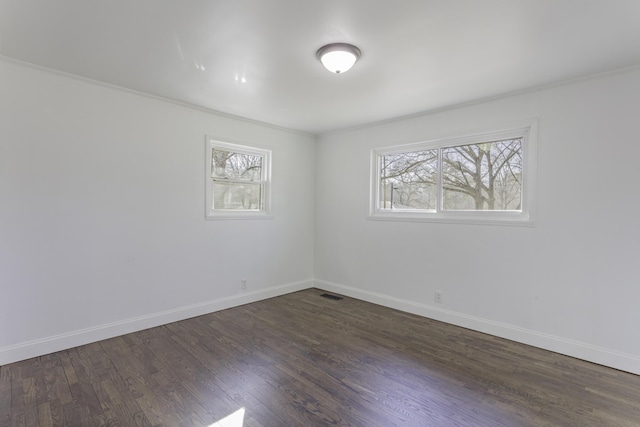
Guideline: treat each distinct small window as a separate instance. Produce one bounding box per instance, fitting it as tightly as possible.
[205,138,272,220]
[370,124,536,225]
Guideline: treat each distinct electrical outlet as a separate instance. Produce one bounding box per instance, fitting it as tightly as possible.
[240,279,247,290]
[434,290,443,303]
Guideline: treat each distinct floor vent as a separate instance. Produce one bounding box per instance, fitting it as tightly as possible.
[320,293,343,300]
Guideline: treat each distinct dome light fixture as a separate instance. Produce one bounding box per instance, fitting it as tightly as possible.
[316,43,361,74]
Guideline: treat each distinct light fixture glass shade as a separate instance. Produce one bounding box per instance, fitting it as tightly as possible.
[317,43,361,74]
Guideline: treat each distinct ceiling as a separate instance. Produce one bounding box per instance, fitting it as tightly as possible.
[2,0,640,135]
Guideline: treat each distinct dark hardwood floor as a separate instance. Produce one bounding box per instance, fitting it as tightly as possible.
[1,288,639,426]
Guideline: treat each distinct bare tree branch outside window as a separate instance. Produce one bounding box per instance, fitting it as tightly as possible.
[380,149,437,210]
[379,138,523,211]
[211,149,264,210]
[442,138,522,211]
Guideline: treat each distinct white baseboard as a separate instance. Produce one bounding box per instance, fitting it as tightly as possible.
[315,279,640,376]
[0,279,313,366]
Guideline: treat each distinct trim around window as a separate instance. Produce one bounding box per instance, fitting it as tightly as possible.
[368,122,537,226]
[205,137,272,220]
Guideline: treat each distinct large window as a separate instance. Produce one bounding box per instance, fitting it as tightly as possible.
[205,138,271,220]
[370,124,536,224]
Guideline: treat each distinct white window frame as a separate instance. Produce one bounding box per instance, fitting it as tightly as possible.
[369,122,537,226]
[205,138,272,220]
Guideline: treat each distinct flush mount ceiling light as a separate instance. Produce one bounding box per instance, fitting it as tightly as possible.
[316,43,361,74]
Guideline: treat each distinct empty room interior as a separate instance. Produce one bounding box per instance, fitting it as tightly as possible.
[1,1,640,426]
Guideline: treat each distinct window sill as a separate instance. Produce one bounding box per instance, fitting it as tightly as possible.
[367,211,534,227]
[205,212,274,221]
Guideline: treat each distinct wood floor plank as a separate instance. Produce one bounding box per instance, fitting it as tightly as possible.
[36,402,52,427]
[217,305,395,426]
[0,366,11,427]
[2,288,640,426]
[167,318,296,426]
[21,376,38,427]
[136,327,243,425]
[239,297,520,426]
[166,325,287,427]
[99,336,175,426]
[197,318,349,425]
[7,362,26,427]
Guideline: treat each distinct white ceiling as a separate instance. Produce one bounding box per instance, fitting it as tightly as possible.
[2,0,640,134]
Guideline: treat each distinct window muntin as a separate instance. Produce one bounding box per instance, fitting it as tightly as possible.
[206,139,271,219]
[371,125,534,224]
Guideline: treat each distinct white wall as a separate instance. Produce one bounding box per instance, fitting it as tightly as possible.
[315,67,640,375]
[0,59,316,364]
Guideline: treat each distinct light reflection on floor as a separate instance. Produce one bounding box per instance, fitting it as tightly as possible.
[208,407,245,427]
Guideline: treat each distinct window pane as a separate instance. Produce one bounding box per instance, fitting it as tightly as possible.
[442,138,523,211]
[211,149,262,181]
[379,149,437,210]
[212,182,263,210]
